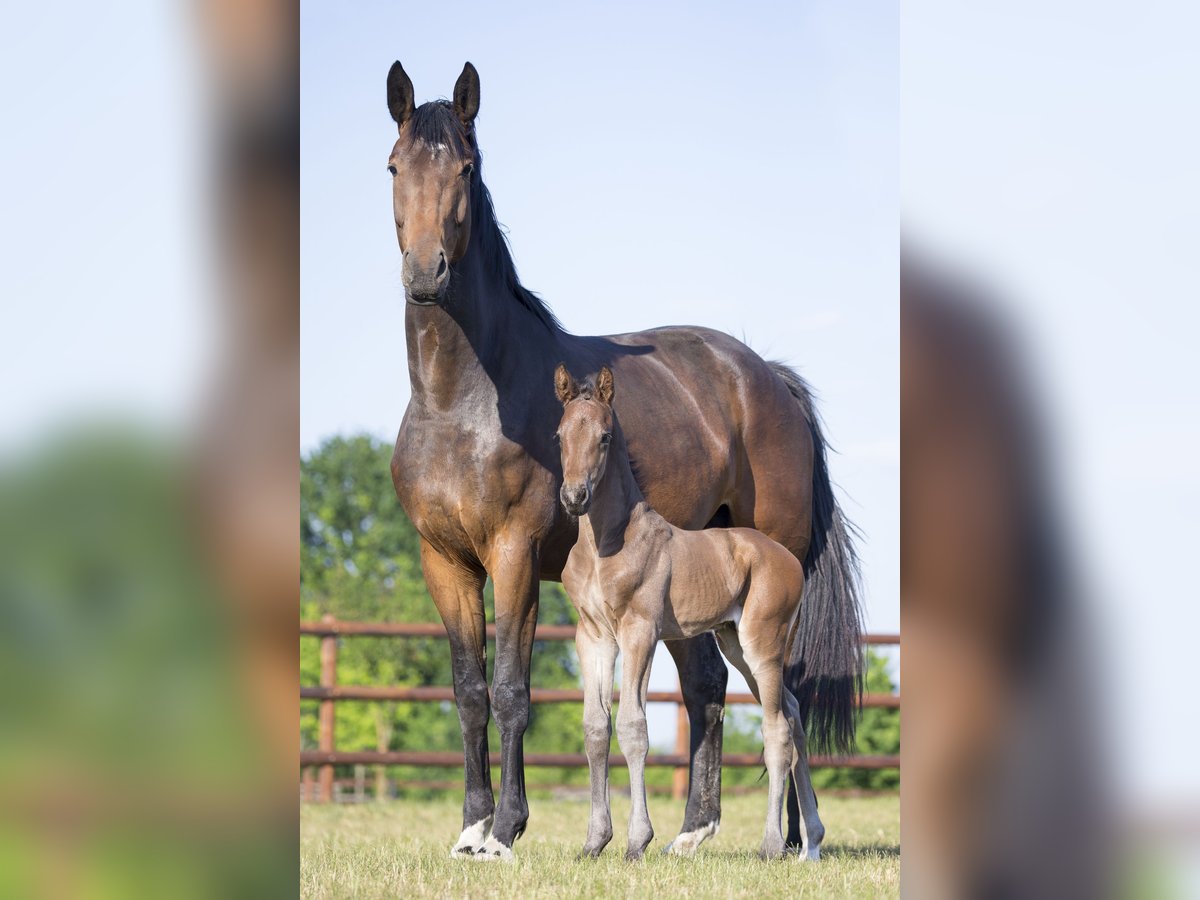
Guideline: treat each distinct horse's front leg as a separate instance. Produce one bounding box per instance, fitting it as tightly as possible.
[663,633,727,855]
[473,536,540,860]
[419,539,492,858]
[576,627,618,857]
[616,621,657,860]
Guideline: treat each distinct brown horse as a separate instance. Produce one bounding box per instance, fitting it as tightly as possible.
[385,60,863,860]
[555,366,824,861]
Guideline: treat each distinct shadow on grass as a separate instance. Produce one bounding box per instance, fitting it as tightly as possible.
[821,844,901,860]
[662,844,900,864]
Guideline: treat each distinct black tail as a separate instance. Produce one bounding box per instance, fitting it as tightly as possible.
[769,362,865,755]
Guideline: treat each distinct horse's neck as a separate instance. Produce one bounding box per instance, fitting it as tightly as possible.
[404,257,556,413]
[580,439,654,556]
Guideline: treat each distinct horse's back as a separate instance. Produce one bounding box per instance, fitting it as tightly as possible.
[577,326,813,544]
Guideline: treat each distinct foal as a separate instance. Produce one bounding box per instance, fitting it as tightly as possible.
[554,365,825,861]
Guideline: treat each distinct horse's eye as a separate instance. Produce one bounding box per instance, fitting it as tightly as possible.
[387,165,397,176]
[600,433,612,446]
[551,432,560,444]
[461,162,475,179]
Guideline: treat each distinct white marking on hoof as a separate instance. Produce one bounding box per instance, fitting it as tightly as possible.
[791,844,821,861]
[471,835,514,862]
[664,821,719,856]
[449,816,492,859]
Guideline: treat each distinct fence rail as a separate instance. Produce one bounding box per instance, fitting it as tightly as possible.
[300,615,899,803]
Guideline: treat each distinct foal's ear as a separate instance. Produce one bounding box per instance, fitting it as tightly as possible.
[596,367,615,405]
[453,62,480,130]
[387,61,415,130]
[554,363,579,405]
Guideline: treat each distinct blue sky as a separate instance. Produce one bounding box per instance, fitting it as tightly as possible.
[301,2,899,744]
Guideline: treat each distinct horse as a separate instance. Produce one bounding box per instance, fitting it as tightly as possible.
[384,60,864,860]
[554,365,824,860]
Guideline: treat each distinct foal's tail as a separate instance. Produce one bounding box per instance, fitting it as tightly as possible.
[769,362,865,755]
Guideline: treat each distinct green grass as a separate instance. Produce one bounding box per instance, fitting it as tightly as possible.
[300,792,899,898]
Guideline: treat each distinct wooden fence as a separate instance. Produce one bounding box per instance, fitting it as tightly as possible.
[300,615,900,803]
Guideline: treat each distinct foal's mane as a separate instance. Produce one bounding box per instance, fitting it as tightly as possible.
[408,101,564,333]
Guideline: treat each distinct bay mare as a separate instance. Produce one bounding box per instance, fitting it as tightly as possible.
[555,366,824,860]
[385,61,864,859]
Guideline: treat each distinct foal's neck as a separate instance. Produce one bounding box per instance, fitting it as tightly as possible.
[579,434,653,557]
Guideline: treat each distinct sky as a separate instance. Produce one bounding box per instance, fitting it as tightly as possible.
[301,1,899,746]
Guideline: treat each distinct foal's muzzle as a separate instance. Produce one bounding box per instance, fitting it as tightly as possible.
[560,483,591,516]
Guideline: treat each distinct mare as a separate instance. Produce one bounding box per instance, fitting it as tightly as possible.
[384,60,863,860]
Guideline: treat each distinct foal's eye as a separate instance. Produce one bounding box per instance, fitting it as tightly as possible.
[600,433,612,446]
[387,165,397,176]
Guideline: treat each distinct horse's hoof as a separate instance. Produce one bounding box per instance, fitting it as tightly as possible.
[790,845,821,862]
[470,836,514,862]
[576,846,603,861]
[449,816,492,859]
[624,848,645,862]
[664,821,719,856]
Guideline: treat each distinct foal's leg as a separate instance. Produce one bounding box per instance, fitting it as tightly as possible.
[616,623,657,860]
[420,541,493,858]
[663,635,728,856]
[726,623,790,859]
[710,628,787,859]
[782,686,825,860]
[576,629,618,857]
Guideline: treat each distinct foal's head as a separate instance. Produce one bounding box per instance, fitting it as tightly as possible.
[385,61,480,305]
[554,364,616,516]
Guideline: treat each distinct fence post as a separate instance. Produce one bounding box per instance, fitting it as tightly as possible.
[318,614,338,803]
[672,679,689,801]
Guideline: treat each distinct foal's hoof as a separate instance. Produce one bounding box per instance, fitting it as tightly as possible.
[469,836,515,862]
[759,839,787,861]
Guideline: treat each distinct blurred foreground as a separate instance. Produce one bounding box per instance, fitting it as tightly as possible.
[0,0,298,896]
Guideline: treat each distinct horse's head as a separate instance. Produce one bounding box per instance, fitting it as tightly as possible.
[386,61,480,305]
[553,364,616,516]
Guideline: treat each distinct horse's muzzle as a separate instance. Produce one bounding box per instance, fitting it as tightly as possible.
[403,249,449,305]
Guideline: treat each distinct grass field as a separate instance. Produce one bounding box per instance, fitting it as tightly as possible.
[301,792,899,898]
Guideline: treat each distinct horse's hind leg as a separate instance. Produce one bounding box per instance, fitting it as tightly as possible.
[616,622,657,860]
[420,541,493,859]
[663,635,727,856]
[576,629,618,857]
[782,686,825,860]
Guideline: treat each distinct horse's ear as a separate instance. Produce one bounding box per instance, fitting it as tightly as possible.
[596,367,615,405]
[388,61,415,131]
[554,363,578,405]
[453,62,480,130]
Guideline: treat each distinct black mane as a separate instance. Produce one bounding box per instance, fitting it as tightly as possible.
[409,101,563,333]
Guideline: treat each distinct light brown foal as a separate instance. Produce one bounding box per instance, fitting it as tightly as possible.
[554,365,825,861]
